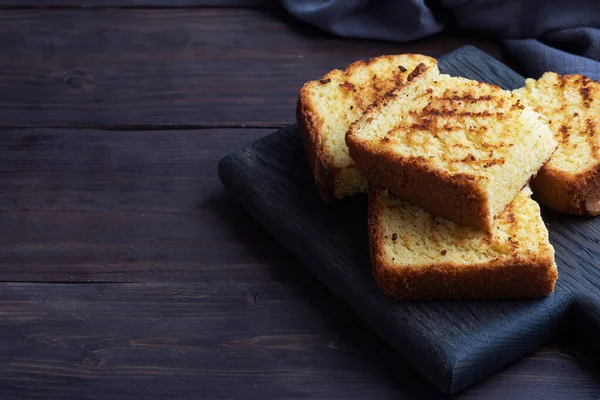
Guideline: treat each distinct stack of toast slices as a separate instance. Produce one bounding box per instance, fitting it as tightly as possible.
[298,55,600,300]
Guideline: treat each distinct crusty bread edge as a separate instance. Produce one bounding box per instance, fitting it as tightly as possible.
[297,89,338,203]
[368,188,558,300]
[531,163,600,216]
[347,65,496,231]
[297,56,438,203]
[352,141,492,230]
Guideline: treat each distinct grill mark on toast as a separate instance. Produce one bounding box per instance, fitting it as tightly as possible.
[407,119,460,133]
[452,143,472,149]
[559,76,569,139]
[480,142,513,149]
[410,123,430,131]
[559,74,567,90]
[422,108,500,118]
[394,73,406,86]
[449,157,506,167]
[302,55,438,201]
[510,99,524,110]
[395,99,510,157]
[580,76,592,108]
[586,118,599,159]
[559,124,570,143]
[442,94,494,103]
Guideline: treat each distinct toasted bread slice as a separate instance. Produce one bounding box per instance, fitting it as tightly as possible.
[347,70,557,231]
[369,187,557,300]
[297,55,438,202]
[515,72,600,215]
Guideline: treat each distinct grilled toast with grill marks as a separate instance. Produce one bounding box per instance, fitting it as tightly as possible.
[347,69,558,231]
[369,187,558,300]
[515,72,600,215]
[297,55,438,202]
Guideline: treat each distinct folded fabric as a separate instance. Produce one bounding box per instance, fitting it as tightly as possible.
[281,0,600,80]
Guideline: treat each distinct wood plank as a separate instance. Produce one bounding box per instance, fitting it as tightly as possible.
[3,127,593,397]
[0,0,267,7]
[0,127,298,283]
[458,341,600,399]
[0,9,507,128]
[217,48,600,393]
[0,282,597,399]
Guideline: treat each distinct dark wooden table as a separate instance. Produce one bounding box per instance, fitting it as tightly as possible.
[1,1,599,398]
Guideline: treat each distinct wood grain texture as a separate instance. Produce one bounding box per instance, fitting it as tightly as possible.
[0,124,595,398]
[0,282,597,399]
[0,9,507,128]
[0,0,267,7]
[0,5,595,397]
[0,128,290,282]
[457,341,600,400]
[218,46,600,393]
[1,125,595,398]
[0,282,438,400]
[4,126,595,398]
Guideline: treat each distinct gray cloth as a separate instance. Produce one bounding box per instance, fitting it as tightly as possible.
[281,0,600,80]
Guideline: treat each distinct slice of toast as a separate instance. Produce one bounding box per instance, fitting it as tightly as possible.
[347,70,557,231]
[297,55,438,202]
[369,187,558,300]
[515,72,600,215]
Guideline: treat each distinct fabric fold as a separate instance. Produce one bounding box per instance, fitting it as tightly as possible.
[281,0,600,80]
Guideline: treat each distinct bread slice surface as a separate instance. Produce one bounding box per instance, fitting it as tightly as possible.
[347,70,557,231]
[297,54,438,202]
[515,72,600,215]
[369,187,558,300]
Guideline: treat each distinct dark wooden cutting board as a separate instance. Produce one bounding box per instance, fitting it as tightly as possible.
[218,46,600,394]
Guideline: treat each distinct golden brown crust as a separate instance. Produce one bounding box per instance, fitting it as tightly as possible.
[354,62,437,120]
[368,189,558,300]
[517,72,600,216]
[347,66,558,231]
[372,255,557,300]
[349,138,493,231]
[346,67,516,231]
[531,163,600,215]
[297,90,338,203]
[336,54,437,82]
[297,55,438,203]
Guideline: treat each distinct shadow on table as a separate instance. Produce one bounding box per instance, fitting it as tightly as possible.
[203,189,443,399]
[204,189,600,398]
